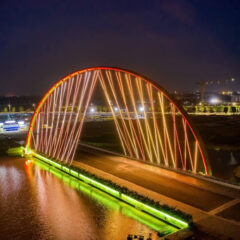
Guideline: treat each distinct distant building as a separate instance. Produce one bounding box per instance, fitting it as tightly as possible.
[172,90,240,106]
[221,91,240,103]
[172,92,197,105]
[231,94,240,103]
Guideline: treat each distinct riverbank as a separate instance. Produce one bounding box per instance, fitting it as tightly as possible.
[30,151,190,230]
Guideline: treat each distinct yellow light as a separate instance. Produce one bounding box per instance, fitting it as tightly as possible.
[25,148,32,155]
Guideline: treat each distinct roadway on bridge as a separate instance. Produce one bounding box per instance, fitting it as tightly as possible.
[74,145,239,212]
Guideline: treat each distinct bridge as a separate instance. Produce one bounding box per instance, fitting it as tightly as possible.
[24,67,240,238]
[25,67,211,176]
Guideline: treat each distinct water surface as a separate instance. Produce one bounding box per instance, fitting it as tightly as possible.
[0,157,177,240]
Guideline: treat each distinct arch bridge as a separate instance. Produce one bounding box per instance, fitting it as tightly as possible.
[25,67,212,176]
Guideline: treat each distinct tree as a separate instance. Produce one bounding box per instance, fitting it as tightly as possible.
[102,106,108,112]
[231,107,236,113]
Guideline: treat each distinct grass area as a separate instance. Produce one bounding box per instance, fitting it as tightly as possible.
[191,115,240,151]
[79,120,123,153]
[0,136,22,156]
[190,115,240,181]
[80,115,240,152]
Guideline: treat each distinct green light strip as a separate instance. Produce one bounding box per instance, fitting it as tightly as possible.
[121,195,188,227]
[30,151,188,229]
[33,159,178,234]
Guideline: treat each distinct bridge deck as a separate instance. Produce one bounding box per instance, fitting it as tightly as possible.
[72,145,240,239]
[74,145,239,212]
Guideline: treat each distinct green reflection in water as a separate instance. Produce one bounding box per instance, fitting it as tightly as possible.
[32,159,178,236]
[31,152,188,228]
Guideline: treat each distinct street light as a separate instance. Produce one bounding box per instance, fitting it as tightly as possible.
[139,106,144,112]
[8,104,11,112]
[90,107,95,113]
[209,98,220,104]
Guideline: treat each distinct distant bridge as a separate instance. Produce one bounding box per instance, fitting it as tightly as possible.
[25,67,211,176]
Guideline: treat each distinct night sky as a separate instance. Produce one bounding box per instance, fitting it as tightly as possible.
[0,0,240,96]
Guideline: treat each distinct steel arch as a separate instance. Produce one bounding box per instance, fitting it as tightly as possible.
[25,67,212,176]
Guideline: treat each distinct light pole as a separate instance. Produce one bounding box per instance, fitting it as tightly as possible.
[8,104,11,112]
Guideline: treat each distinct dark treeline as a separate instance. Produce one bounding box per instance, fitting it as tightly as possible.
[0,96,41,112]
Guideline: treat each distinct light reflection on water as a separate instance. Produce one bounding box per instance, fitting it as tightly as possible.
[0,157,177,240]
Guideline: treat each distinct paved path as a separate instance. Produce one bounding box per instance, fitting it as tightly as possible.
[75,146,237,212]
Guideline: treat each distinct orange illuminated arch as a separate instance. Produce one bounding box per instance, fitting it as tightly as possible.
[26,67,212,176]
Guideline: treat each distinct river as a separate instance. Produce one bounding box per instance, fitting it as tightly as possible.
[0,157,177,240]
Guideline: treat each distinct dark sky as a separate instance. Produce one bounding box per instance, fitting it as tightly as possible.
[0,0,240,96]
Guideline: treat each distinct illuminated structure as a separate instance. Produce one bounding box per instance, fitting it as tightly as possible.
[26,67,211,175]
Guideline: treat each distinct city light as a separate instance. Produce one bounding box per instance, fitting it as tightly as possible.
[5,120,16,124]
[210,98,220,104]
[114,107,118,112]
[139,106,144,112]
[90,107,95,113]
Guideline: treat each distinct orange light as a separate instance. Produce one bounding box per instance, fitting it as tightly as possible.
[25,67,212,176]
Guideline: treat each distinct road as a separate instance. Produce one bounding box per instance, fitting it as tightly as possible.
[74,145,240,212]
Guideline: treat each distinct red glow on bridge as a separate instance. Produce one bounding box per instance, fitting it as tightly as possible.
[26,67,211,176]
